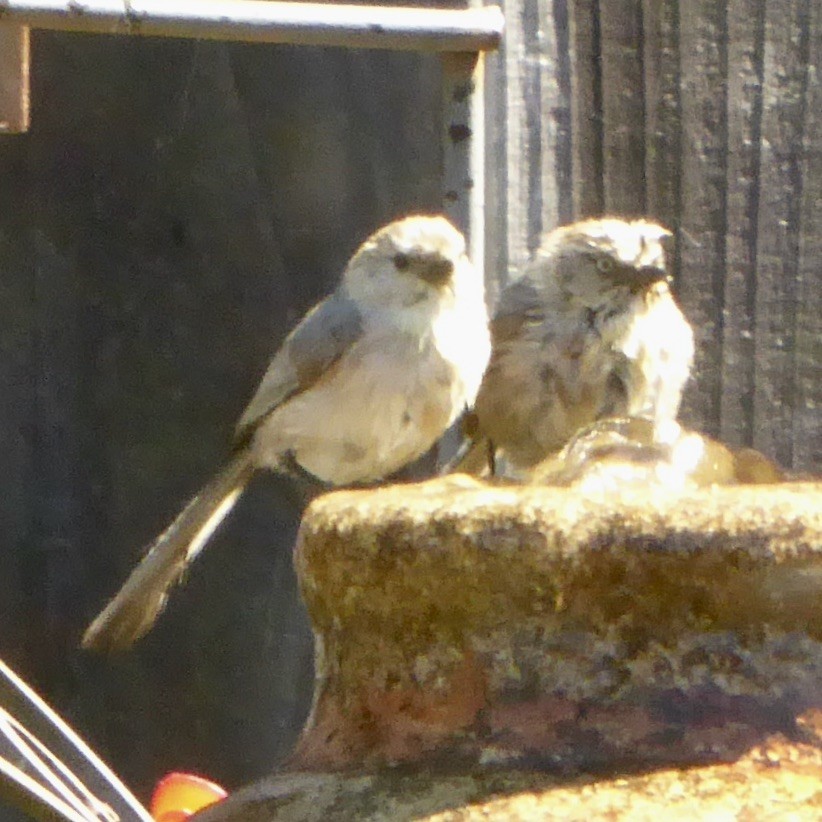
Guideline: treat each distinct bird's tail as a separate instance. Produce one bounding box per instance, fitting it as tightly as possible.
[82,451,255,653]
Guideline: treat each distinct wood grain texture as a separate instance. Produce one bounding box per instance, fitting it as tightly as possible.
[793,0,822,471]
[599,0,645,215]
[0,25,29,133]
[569,0,603,217]
[545,0,574,228]
[676,0,728,437]
[489,0,574,292]
[500,0,536,277]
[753,0,811,468]
[642,0,680,231]
[484,42,508,305]
[516,0,818,466]
[719,0,765,449]
[456,0,822,473]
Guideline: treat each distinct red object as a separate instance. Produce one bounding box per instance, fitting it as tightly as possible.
[150,772,228,821]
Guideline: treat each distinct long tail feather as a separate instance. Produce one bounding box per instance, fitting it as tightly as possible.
[82,451,255,653]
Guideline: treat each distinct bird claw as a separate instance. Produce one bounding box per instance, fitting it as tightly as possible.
[280,451,332,500]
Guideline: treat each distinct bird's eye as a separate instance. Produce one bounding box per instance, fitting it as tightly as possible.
[393,253,411,271]
[596,257,614,273]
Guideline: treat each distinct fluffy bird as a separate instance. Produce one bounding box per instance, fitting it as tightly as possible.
[83,215,490,651]
[470,217,694,475]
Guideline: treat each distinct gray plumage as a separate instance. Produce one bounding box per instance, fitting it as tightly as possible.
[469,217,694,475]
[82,215,490,651]
[236,291,364,440]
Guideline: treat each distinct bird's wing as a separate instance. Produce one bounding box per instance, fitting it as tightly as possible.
[489,277,546,344]
[445,279,548,477]
[235,290,364,441]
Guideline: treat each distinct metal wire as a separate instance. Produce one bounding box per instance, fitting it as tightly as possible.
[0,660,152,822]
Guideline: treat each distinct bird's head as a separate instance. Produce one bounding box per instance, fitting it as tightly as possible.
[541,217,673,306]
[342,215,475,311]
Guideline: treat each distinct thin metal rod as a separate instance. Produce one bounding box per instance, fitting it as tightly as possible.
[0,0,503,51]
[0,660,153,822]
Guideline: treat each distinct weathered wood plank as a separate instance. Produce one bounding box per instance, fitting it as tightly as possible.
[752,0,811,467]
[0,25,29,133]
[531,0,573,233]
[544,0,574,227]
[500,0,533,277]
[484,0,573,287]
[442,49,485,271]
[677,0,727,437]
[792,0,822,471]
[520,0,545,249]
[536,0,557,231]
[484,41,508,303]
[719,0,765,449]
[642,0,680,232]
[569,0,603,217]
[599,0,645,215]
[0,2,505,53]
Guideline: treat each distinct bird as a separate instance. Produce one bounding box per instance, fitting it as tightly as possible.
[464,217,694,476]
[82,214,491,651]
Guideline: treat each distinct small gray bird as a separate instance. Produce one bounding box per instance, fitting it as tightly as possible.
[468,217,694,475]
[83,215,490,651]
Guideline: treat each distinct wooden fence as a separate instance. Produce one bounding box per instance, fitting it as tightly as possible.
[492,0,820,471]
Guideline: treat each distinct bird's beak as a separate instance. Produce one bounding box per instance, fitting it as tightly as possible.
[627,265,669,291]
[417,253,455,286]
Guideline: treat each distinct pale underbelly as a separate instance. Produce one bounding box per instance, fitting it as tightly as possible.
[250,350,460,485]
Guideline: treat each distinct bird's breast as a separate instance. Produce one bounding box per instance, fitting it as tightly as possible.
[252,327,469,485]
